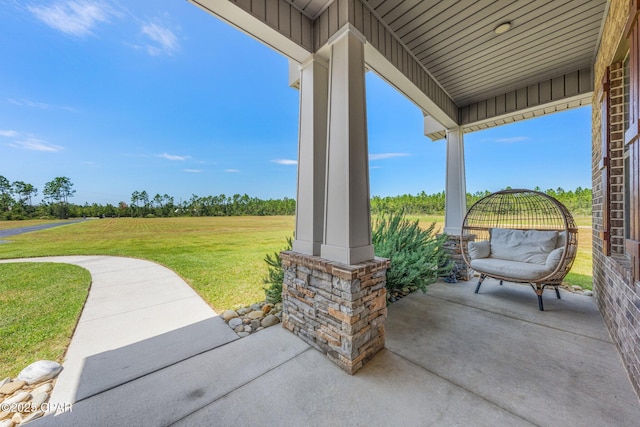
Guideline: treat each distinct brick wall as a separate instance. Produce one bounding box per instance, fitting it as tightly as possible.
[593,0,640,398]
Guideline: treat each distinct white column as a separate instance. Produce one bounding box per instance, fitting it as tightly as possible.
[320,27,375,265]
[293,56,328,256]
[444,128,467,235]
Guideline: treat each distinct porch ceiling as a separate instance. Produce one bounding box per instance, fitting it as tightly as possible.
[289,0,606,107]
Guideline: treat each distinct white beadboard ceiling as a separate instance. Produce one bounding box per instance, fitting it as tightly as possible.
[287,0,607,108]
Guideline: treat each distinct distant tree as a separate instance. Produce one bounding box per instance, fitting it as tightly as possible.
[43,176,75,218]
[0,175,14,212]
[13,181,37,207]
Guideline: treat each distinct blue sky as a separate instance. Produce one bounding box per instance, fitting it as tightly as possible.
[0,0,592,206]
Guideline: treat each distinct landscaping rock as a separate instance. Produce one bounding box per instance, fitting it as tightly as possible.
[17,360,61,385]
[0,381,26,395]
[30,391,49,408]
[221,310,238,321]
[0,379,9,389]
[584,290,593,296]
[247,311,264,320]
[32,383,52,396]
[228,318,243,329]
[0,418,12,427]
[221,298,284,338]
[3,391,29,405]
[261,315,279,328]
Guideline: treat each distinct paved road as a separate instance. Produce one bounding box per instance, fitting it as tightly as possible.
[0,220,87,238]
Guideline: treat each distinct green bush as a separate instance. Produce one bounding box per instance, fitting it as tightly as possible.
[372,210,451,293]
[263,236,292,304]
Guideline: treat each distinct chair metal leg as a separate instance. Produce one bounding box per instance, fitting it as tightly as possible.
[499,280,503,286]
[534,283,544,311]
[555,287,561,299]
[475,274,486,294]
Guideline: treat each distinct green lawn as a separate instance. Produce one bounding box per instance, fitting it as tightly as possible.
[0,216,296,312]
[0,263,91,377]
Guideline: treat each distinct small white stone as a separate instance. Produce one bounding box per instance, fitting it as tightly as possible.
[0,378,10,389]
[584,290,593,296]
[17,361,62,385]
[3,391,30,406]
[233,325,244,333]
[31,383,52,396]
[30,391,49,409]
[0,418,13,427]
[237,332,250,338]
[243,325,252,333]
[11,413,22,424]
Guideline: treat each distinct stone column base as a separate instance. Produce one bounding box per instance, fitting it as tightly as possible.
[280,251,389,374]
[440,234,475,281]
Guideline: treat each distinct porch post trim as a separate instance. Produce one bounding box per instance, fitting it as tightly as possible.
[444,128,467,235]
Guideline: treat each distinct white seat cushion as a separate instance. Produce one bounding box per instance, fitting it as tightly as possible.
[470,258,555,281]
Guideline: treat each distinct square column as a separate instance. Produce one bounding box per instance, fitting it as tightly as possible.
[444,128,467,235]
[281,251,389,374]
[293,56,329,256]
[321,28,375,265]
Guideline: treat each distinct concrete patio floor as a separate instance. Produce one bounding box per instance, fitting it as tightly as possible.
[5,256,638,426]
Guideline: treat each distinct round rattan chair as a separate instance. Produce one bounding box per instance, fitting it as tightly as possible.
[461,189,578,310]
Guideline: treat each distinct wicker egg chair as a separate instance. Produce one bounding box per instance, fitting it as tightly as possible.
[460,189,578,310]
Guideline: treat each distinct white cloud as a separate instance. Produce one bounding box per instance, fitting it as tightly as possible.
[184,169,202,173]
[159,153,190,161]
[225,169,240,173]
[7,98,49,109]
[495,136,529,143]
[0,130,19,137]
[141,22,179,56]
[7,97,76,112]
[369,152,410,160]
[28,1,113,37]
[271,159,298,166]
[9,137,63,152]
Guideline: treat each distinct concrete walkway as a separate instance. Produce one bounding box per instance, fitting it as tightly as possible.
[2,256,639,426]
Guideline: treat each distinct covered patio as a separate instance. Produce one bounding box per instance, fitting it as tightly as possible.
[24,261,640,425]
[188,0,640,403]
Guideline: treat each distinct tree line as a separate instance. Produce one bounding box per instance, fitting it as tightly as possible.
[0,175,592,220]
[371,187,592,216]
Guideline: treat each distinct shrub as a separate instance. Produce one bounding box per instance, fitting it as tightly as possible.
[263,236,292,304]
[372,210,451,293]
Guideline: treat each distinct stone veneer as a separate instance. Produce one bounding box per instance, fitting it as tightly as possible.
[441,234,475,281]
[280,251,389,374]
[592,0,640,398]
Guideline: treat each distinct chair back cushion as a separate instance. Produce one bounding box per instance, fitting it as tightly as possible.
[490,228,559,265]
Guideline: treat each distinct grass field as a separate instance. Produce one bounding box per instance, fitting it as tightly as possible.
[0,263,91,376]
[0,215,593,311]
[0,217,296,312]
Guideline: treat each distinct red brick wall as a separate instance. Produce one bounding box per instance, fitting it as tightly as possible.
[593,0,640,398]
